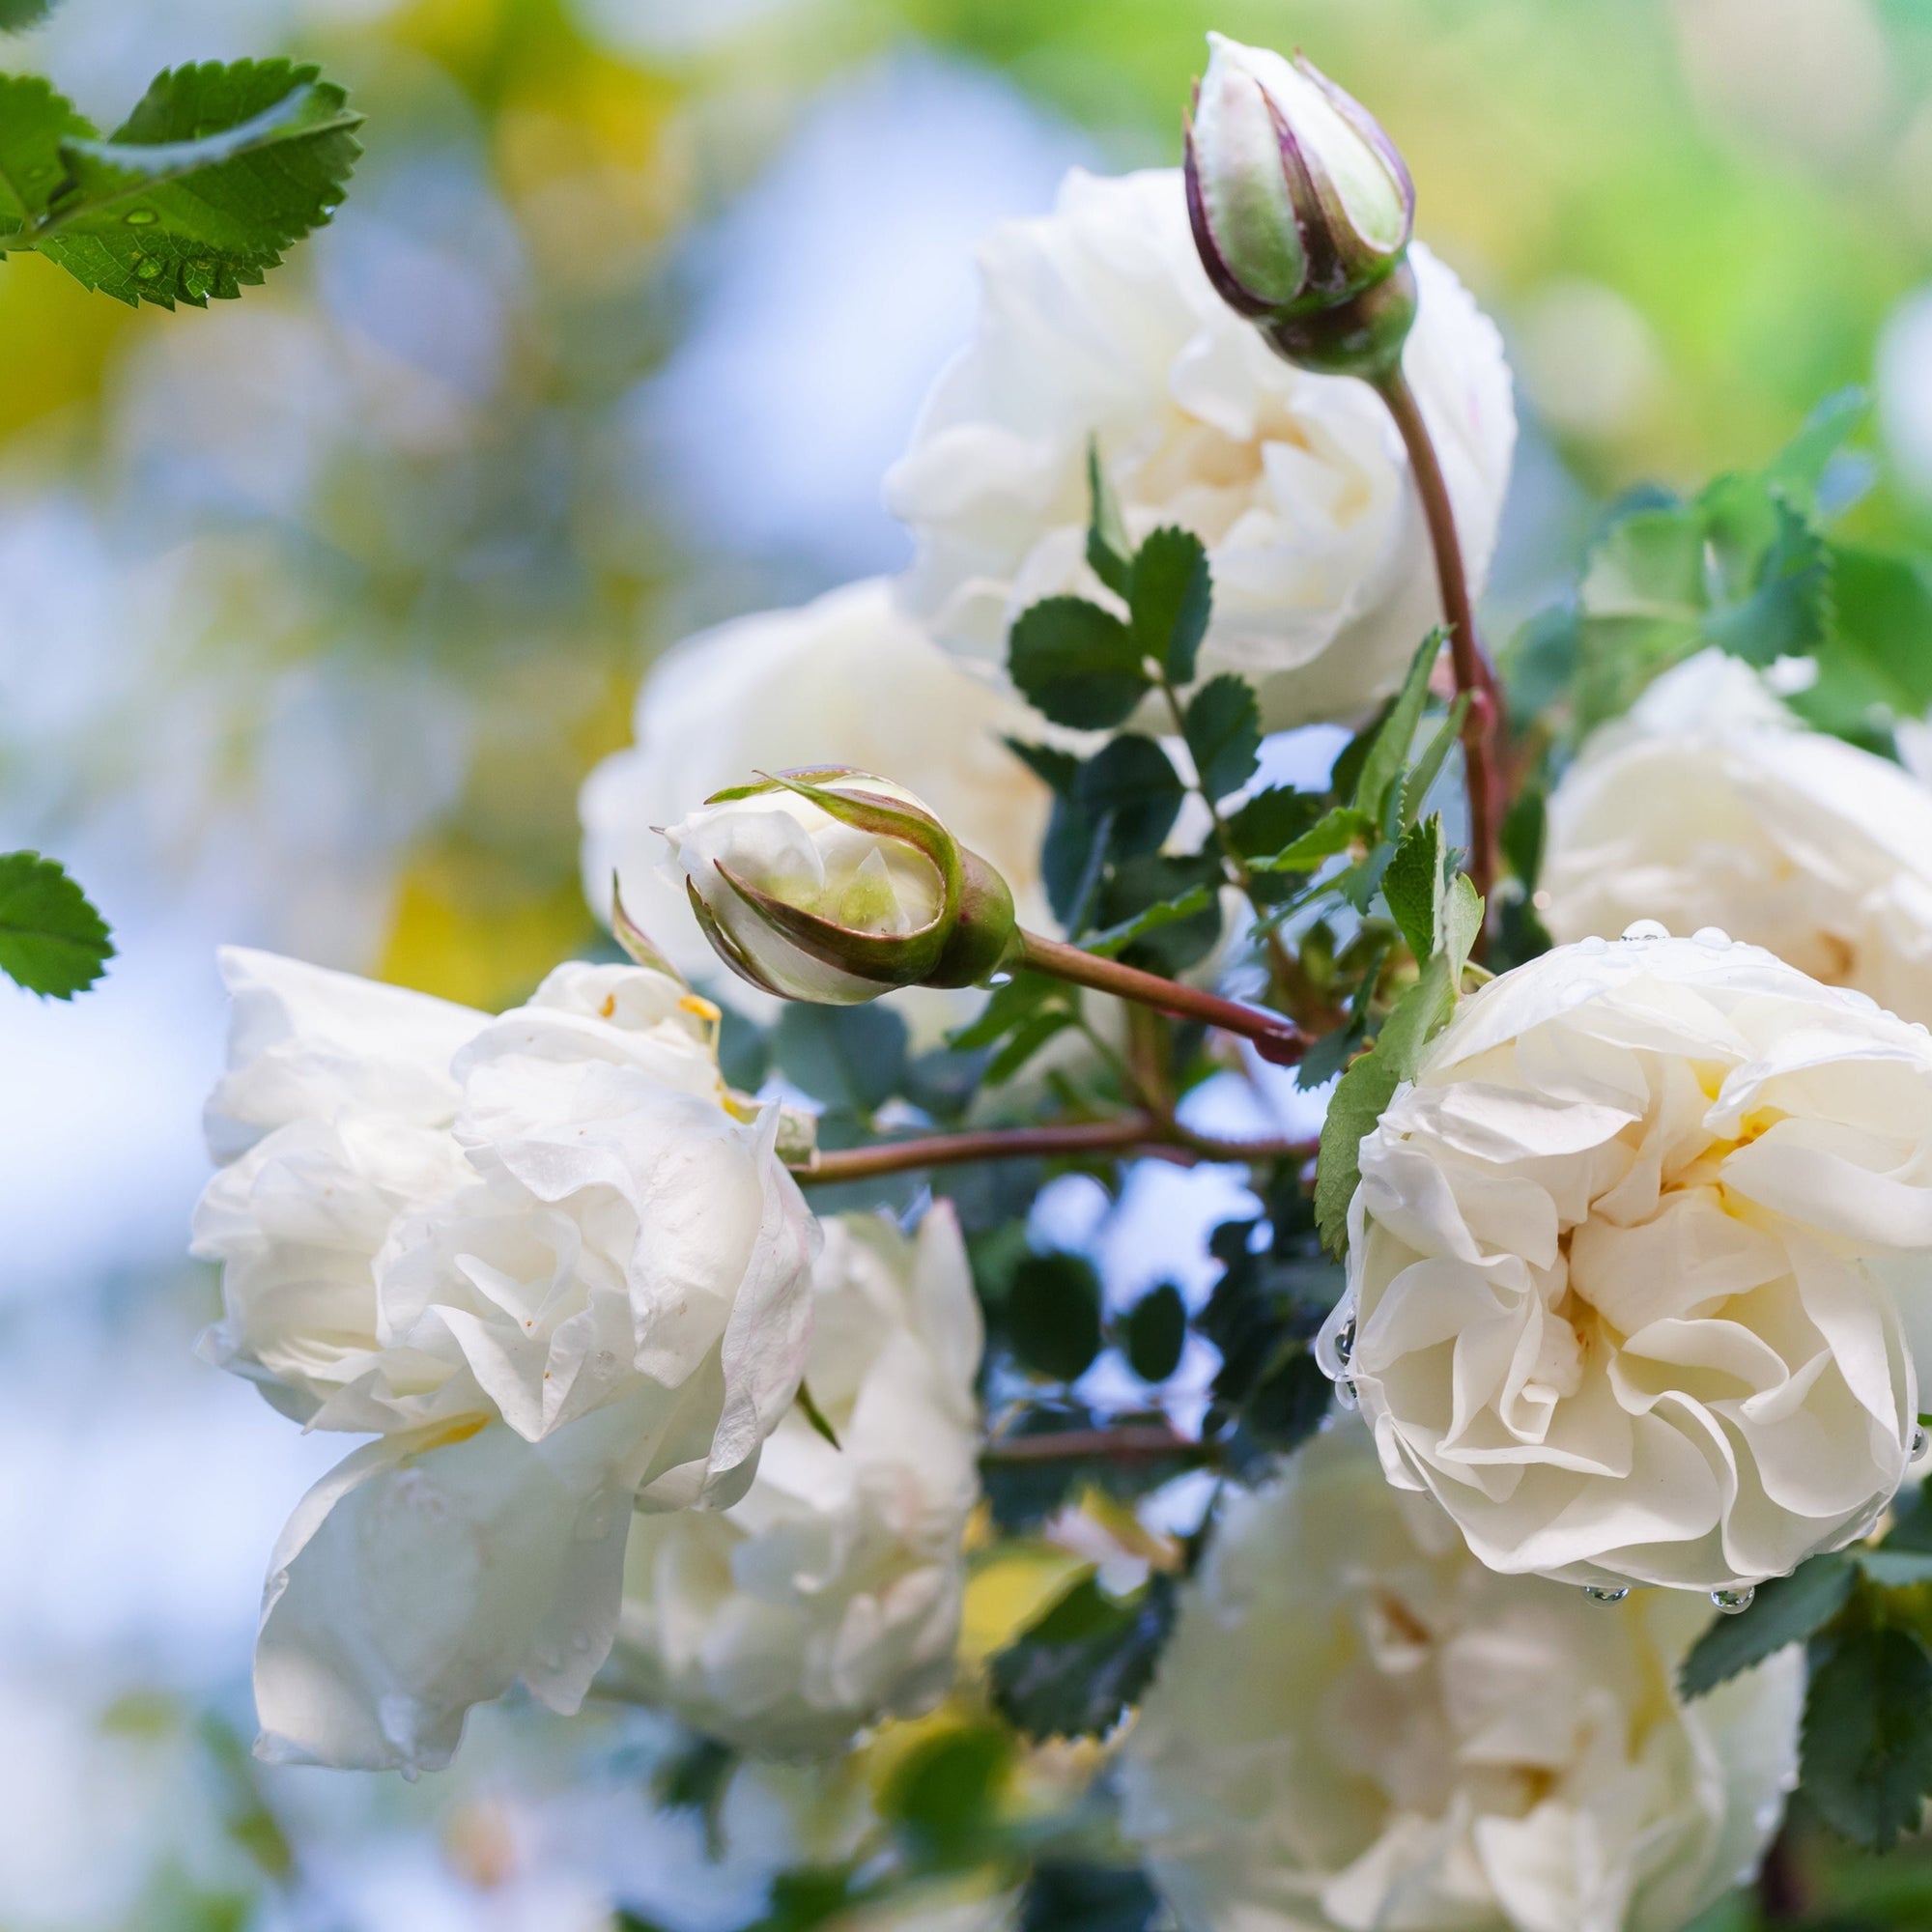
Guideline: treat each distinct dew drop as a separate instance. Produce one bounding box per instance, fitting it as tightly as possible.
[398,1762,419,1785]
[1914,1426,1928,1459]
[1691,925,1731,949]
[124,207,157,226]
[1333,1317,1355,1368]
[132,256,163,282]
[1333,1378,1359,1413]
[1711,1585,1755,1615]
[1754,1799,1782,1833]
[985,970,1014,988]
[1582,1584,1630,1604]
[1577,934,1609,955]
[1620,920,1669,943]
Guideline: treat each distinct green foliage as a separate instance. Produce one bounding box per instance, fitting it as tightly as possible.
[1020,1862,1161,1932]
[1123,1282,1186,1383]
[1182,673,1261,802]
[980,1402,1200,1531]
[1009,598,1149,729]
[1007,1250,1104,1382]
[1382,814,1447,967]
[773,1003,909,1114]
[989,1571,1176,1741]
[0,851,113,998]
[1803,1624,1932,1853]
[1,62,361,309]
[879,1722,1015,1861]
[1679,1554,1857,1698]
[1127,526,1210,683]
[0,0,53,27]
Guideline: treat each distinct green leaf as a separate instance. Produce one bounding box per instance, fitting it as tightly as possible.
[0,851,113,998]
[794,1381,841,1451]
[1009,1251,1104,1382]
[1400,693,1467,830]
[1076,735,1185,856]
[1315,954,1454,1254]
[0,75,89,236]
[1793,545,1932,739]
[1182,673,1261,803]
[1500,783,1547,887]
[1767,385,1868,510]
[1352,630,1444,825]
[1701,497,1832,667]
[1085,440,1132,599]
[0,0,54,30]
[989,1573,1176,1741]
[1241,1343,1334,1455]
[1128,526,1211,684]
[1382,815,1444,965]
[986,1007,1078,1086]
[32,61,362,310]
[1009,596,1148,729]
[1249,805,1377,874]
[1005,736,1081,797]
[1081,884,1216,961]
[950,971,1062,1052]
[1441,874,1484,987]
[1679,1553,1855,1697]
[1094,852,1223,975]
[1802,1624,1932,1852]
[1124,1282,1186,1382]
[1020,1862,1161,1932]
[772,1003,907,1114]
[1226,786,1324,862]
[879,1722,1014,1861]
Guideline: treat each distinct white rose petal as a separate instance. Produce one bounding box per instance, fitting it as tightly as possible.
[605,1204,983,1756]
[1121,1421,1804,1932]
[1544,649,1932,1023]
[1322,929,1932,1593]
[194,948,820,1771]
[580,579,1053,1037]
[884,168,1515,728]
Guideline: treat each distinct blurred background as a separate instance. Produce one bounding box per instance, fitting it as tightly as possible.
[4,0,1932,1924]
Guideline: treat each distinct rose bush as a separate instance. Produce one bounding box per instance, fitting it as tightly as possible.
[883,167,1514,728]
[1122,1420,1804,1932]
[194,947,819,1770]
[1541,651,1932,1024]
[1319,927,1932,1594]
[604,1205,982,1755]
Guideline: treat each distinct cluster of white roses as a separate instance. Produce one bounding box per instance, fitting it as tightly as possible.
[186,28,1932,1932]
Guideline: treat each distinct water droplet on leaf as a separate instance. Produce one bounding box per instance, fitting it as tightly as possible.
[132,256,164,282]
[124,208,157,226]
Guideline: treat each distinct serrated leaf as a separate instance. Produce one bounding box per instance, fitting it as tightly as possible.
[30,61,360,310]
[1382,815,1444,965]
[1005,736,1081,797]
[1086,440,1132,599]
[1182,672,1261,802]
[1128,526,1211,684]
[1081,884,1216,961]
[1400,693,1467,829]
[1009,1251,1104,1382]
[989,1573,1176,1741]
[0,75,90,235]
[1077,735,1185,855]
[1315,954,1454,1254]
[0,851,113,998]
[1249,805,1377,874]
[1009,596,1148,729]
[1124,1282,1186,1383]
[1352,631,1443,825]
[1679,1553,1855,1698]
[1802,1624,1932,1852]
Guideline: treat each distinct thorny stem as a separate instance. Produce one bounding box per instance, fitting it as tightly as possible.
[980,1421,1207,1465]
[1372,367,1502,924]
[1017,929,1306,1065]
[791,1114,1316,1185]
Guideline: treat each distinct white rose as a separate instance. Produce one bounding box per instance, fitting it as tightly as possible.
[1543,650,1932,1023]
[1321,928,1932,1594]
[1121,1420,1804,1932]
[580,580,1054,1036]
[605,1204,982,1755]
[192,947,820,1772]
[883,168,1515,729]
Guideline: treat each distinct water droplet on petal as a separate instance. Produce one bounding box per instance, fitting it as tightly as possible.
[1691,925,1731,948]
[1914,1426,1928,1459]
[1754,1799,1783,1833]
[1711,1585,1755,1615]
[124,207,157,225]
[1577,935,1609,955]
[985,970,1014,988]
[1620,920,1669,943]
[1582,1585,1630,1604]
[1333,1378,1359,1413]
[1333,1318,1355,1368]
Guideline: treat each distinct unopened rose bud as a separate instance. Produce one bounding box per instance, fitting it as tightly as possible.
[661,767,1018,1006]
[1185,33,1417,376]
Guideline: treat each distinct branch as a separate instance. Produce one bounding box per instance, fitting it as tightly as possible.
[980,1421,1205,1464]
[1372,367,1503,926]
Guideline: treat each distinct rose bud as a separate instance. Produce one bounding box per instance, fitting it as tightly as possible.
[1185,32,1418,376]
[661,767,1018,1006]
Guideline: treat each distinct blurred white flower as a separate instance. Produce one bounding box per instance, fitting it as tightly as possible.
[884,168,1515,728]
[581,580,1053,1035]
[1319,929,1932,1594]
[1542,651,1932,1024]
[606,1205,982,1755]
[194,948,819,1771]
[1122,1420,1804,1932]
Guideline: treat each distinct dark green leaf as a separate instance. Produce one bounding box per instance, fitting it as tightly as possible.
[1094,851,1223,975]
[989,1573,1176,1741]
[1128,526,1211,684]
[1802,1624,1932,1852]
[1009,1250,1104,1382]
[1182,673,1261,802]
[0,0,55,27]
[986,1008,1079,1086]
[715,1004,769,1092]
[1020,1861,1160,1932]
[1226,786,1324,862]
[0,76,88,235]
[1086,440,1132,599]
[794,1381,841,1450]
[1352,631,1443,824]
[0,851,113,998]
[1382,814,1444,965]
[1315,954,1454,1254]
[901,1046,987,1123]
[36,61,361,310]
[880,1722,1014,1861]
[1702,499,1832,667]
[1679,1554,1855,1697]
[950,971,1062,1052]
[1005,737,1082,797]
[1124,1282,1186,1382]
[1500,783,1547,888]
[772,1003,907,1114]
[1077,735,1185,857]
[1082,885,1216,962]
[1249,805,1377,874]
[1009,597,1148,729]
[1880,1479,1932,1554]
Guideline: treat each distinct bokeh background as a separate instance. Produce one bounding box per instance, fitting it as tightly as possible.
[4,0,1932,1924]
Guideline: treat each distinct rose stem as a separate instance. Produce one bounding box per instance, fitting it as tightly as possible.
[1370,366,1503,918]
[980,1421,1206,1464]
[1014,929,1306,1064]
